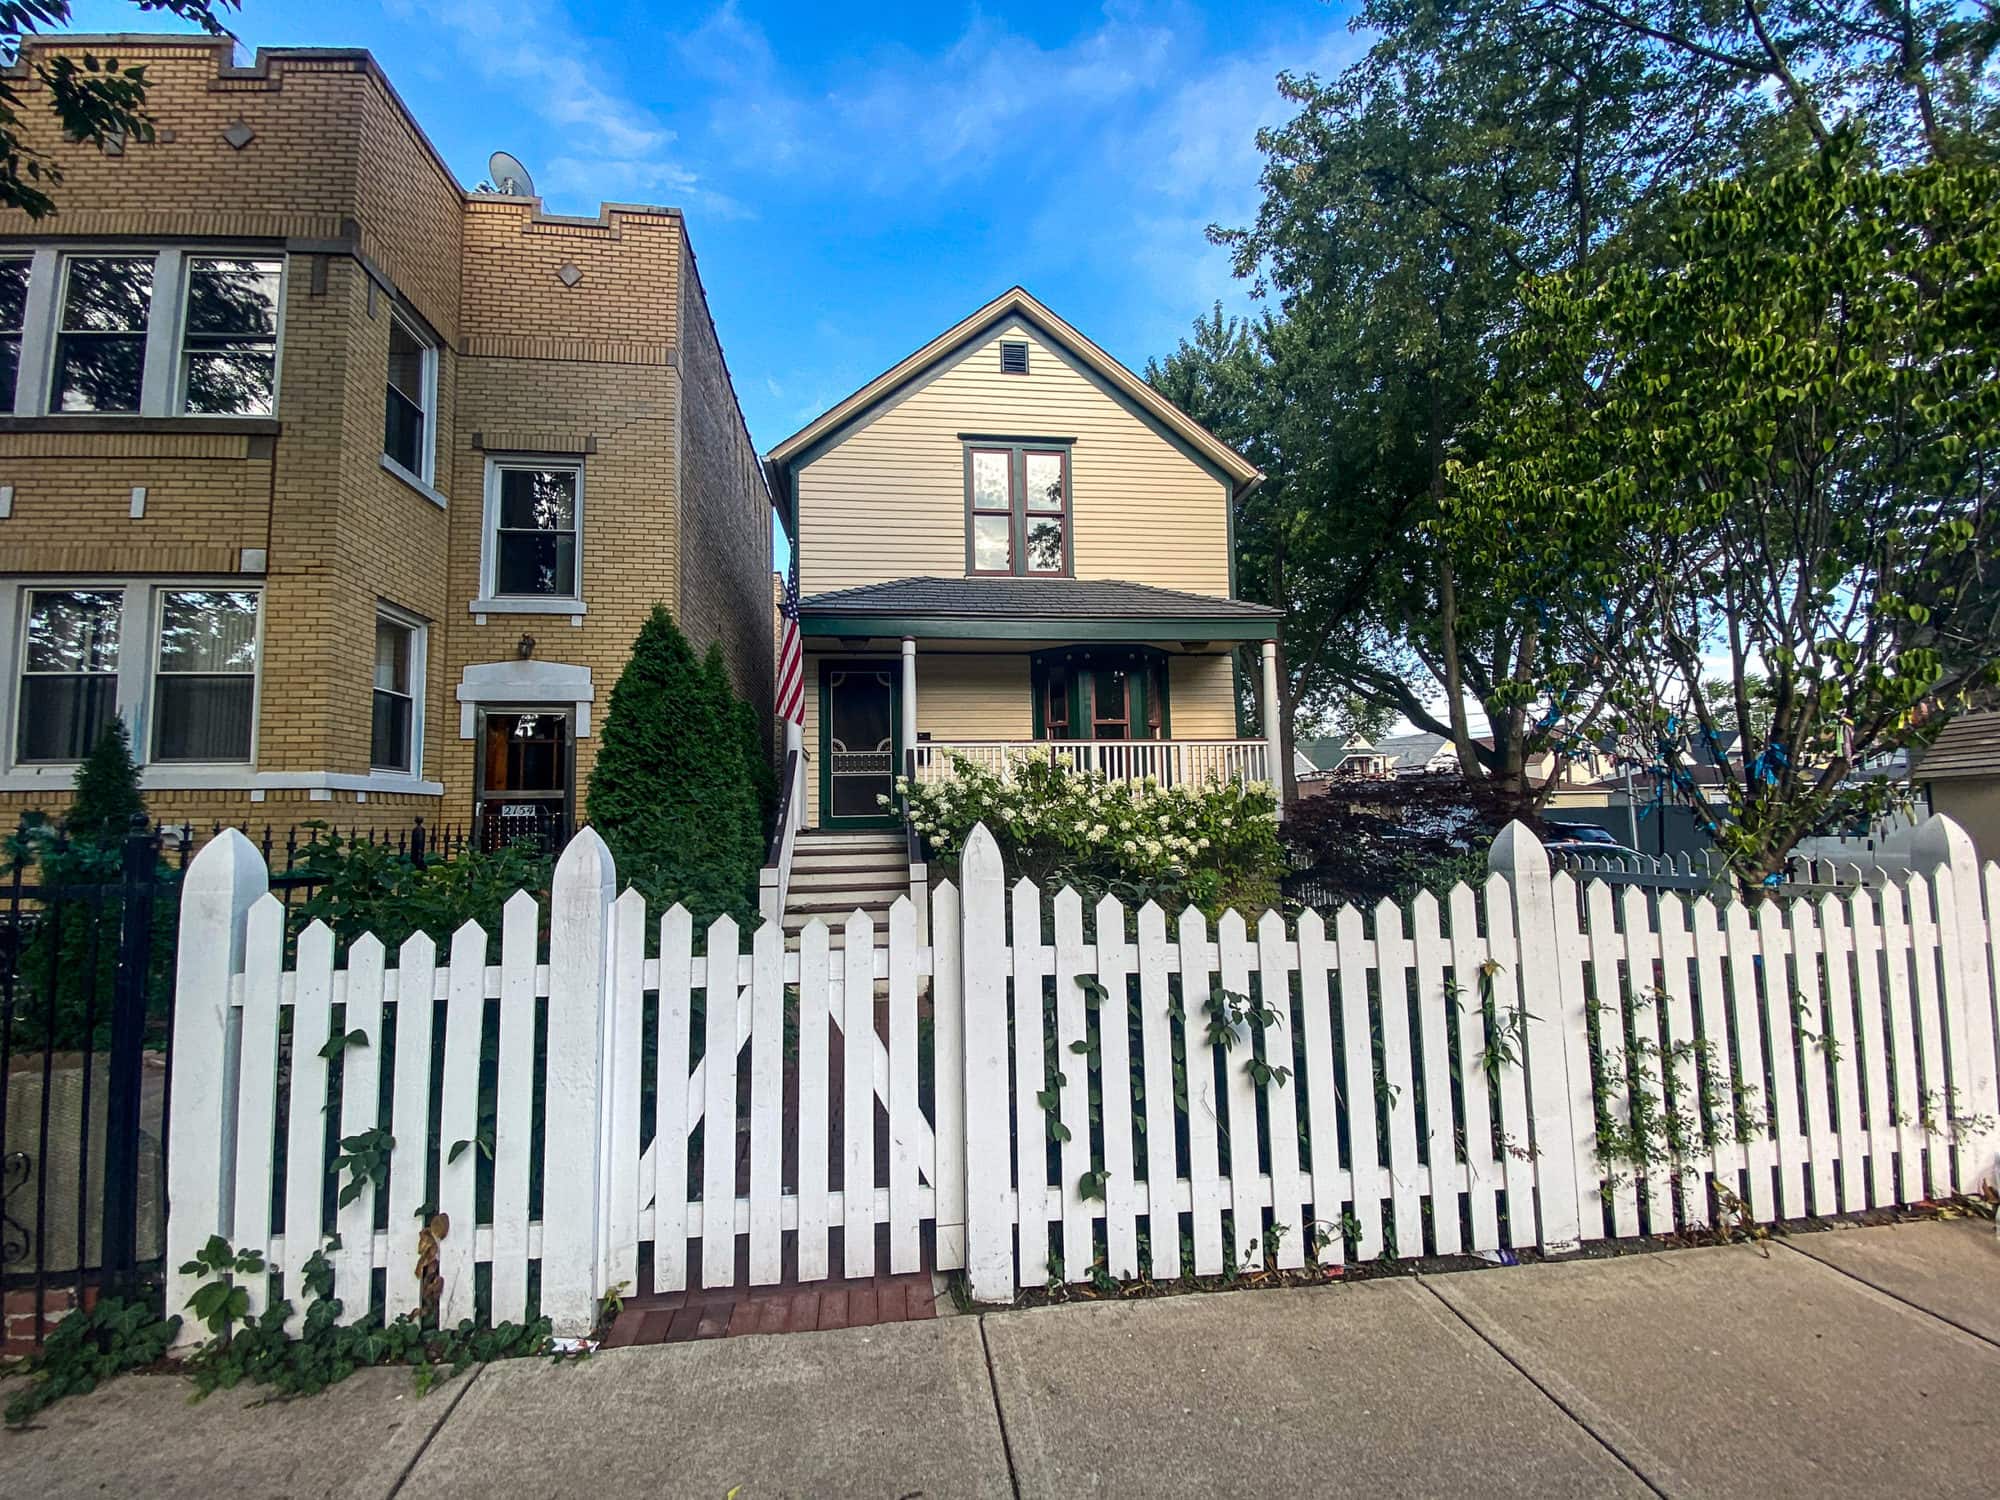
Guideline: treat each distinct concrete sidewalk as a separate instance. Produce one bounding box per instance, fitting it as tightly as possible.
[3,1218,1995,1498]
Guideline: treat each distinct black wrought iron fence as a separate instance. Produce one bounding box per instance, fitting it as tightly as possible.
[0,813,464,1346]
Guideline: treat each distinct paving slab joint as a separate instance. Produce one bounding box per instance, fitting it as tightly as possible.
[1413,1275,1668,1499]
[1777,1236,2000,1352]
[384,1362,485,1498]
[975,1315,1023,1500]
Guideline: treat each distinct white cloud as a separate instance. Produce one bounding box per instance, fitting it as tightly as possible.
[393,0,731,212]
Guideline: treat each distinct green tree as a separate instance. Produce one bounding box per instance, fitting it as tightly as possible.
[2,2,240,219]
[1533,0,1999,163]
[66,715,143,844]
[586,607,762,928]
[1195,0,1760,813]
[1439,147,2000,884]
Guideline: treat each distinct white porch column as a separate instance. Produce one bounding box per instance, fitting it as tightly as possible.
[1260,639,1284,818]
[900,636,918,779]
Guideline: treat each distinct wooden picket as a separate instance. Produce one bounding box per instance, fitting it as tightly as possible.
[167,816,2000,1338]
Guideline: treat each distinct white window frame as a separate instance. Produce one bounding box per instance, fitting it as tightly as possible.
[370,603,428,777]
[8,246,287,418]
[381,305,439,489]
[146,584,265,768]
[0,577,258,774]
[0,251,32,412]
[472,455,587,616]
[173,252,287,417]
[10,583,128,766]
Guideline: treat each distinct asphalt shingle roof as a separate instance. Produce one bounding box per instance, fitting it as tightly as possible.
[798,576,1281,622]
[1915,711,2000,781]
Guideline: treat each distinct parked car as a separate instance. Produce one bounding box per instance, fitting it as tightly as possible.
[1544,821,1621,846]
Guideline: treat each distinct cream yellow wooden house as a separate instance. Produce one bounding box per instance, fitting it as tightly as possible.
[765,288,1281,836]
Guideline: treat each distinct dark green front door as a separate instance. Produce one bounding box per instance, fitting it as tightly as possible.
[819,660,901,828]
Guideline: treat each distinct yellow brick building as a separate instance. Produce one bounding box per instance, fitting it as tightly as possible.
[0,36,773,847]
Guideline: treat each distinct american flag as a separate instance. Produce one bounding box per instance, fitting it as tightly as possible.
[776,553,804,727]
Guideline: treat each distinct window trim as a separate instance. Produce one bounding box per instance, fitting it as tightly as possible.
[0,252,32,415]
[6,246,288,419]
[174,252,287,418]
[476,454,586,611]
[0,576,266,774]
[148,584,264,767]
[370,602,428,776]
[49,251,158,416]
[12,584,125,766]
[961,437,1074,577]
[383,304,439,485]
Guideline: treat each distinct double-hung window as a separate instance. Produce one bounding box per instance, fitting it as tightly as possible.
[53,255,153,412]
[0,257,29,402]
[383,311,436,482]
[180,257,281,415]
[486,461,582,602]
[152,589,260,762]
[371,610,424,773]
[966,442,1070,576]
[17,589,121,763]
[3,250,284,416]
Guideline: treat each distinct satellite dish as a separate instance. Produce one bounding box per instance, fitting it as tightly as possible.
[487,151,535,198]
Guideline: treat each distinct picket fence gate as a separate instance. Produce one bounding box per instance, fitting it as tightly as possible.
[166,815,2000,1339]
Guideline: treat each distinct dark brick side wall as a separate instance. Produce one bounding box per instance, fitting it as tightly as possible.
[676,238,775,747]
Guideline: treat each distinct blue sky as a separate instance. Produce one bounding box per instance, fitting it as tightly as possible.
[72,0,1366,450]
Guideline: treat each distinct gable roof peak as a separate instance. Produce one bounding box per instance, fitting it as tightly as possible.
[764,287,1262,495]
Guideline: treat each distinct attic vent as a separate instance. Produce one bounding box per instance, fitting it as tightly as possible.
[999,340,1029,375]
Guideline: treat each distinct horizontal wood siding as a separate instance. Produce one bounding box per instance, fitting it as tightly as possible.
[796,321,1231,597]
[1169,654,1239,737]
[918,656,1035,742]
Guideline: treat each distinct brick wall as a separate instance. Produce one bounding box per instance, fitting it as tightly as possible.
[675,239,775,739]
[0,36,774,839]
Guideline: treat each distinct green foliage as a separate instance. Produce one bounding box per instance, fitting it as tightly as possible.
[285,824,551,956]
[1440,147,2000,883]
[587,607,764,929]
[180,1241,553,1403]
[3,1294,181,1425]
[3,734,172,1050]
[0,2,240,219]
[65,718,143,843]
[900,755,1285,916]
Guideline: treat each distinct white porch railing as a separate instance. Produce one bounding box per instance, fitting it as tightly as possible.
[910,738,1272,789]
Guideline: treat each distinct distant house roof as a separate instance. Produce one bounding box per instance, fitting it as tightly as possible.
[1297,736,1368,772]
[1376,732,1452,771]
[797,576,1280,641]
[1914,711,2000,782]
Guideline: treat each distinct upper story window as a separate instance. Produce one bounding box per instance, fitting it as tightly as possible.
[0,258,29,401]
[966,442,1070,576]
[372,608,424,774]
[16,588,121,763]
[383,310,437,483]
[485,460,582,603]
[0,249,284,417]
[54,255,153,412]
[152,588,260,763]
[181,257,281,415]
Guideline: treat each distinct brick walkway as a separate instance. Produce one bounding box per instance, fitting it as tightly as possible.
[601,1271,940,1346]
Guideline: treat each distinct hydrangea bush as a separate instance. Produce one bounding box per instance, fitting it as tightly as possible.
[888,754,1284,915]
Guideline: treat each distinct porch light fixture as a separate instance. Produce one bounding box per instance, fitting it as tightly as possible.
[516,633,536,660]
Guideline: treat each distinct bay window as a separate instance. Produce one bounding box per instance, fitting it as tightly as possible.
[151,589,259,762]
[16,589,121,762]
[384,310,436,481]
[0,257,28,404]
[372,610,424,773]
[53,255,152,412]
[965,441,1070,576]
[181,257,281,415]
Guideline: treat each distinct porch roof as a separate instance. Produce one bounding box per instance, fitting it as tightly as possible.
[797,576,1281,642]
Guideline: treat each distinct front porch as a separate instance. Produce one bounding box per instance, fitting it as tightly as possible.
[791,578,1285,831]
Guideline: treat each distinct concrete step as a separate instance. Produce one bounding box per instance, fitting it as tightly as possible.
[788,868,910,893]
[796,831,904,848]
[791,854,911,875]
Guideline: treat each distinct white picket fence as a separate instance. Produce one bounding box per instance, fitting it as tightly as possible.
[166,815,2000,1338]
